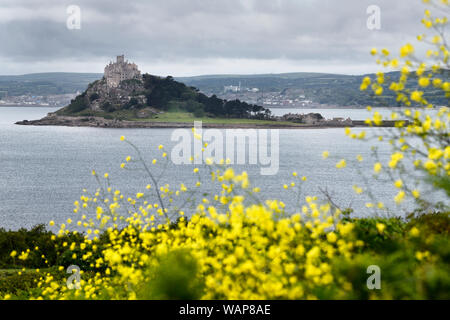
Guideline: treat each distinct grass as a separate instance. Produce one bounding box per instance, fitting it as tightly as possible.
[0,269,48,277]
[66,109,307,127]
[131,112,303,126]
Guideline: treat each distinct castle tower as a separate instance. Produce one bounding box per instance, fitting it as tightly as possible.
[104,55,141,88]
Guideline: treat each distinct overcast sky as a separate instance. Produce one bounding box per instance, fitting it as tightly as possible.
[0,0,429,76]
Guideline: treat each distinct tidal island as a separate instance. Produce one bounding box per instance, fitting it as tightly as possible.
[16,56,399,129]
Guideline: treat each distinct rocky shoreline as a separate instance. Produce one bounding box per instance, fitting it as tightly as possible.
[14,114,405,129]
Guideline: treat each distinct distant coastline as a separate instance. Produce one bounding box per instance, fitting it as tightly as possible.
[0,104,60,108]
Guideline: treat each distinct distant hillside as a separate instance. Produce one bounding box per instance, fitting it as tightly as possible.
[1,71,447,107]
[0,73,102,97]
[177,71,448,107]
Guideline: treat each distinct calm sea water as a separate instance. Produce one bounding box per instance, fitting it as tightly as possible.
[0,106,439,230]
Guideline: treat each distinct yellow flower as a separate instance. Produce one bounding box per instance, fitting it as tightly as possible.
[394,179,403,189]
[410,227,420,237]
[400,43,414,57]
[389,152,404,168]
[418,77,430,87]
[322,151,329,159]
[360,77,371,90]
[223,168,235,180]
[410,91,423,102]
[336,159,346,169]
[433,78,442,87]
[120,136,125,141]
[373,112,383,126]
[375,87,383,96]
[376,223,386,233]
[424,160,437,174]
[326,232,337,243]
[394,191,405,204]
[353,185,363,194]
[374,162,382,174]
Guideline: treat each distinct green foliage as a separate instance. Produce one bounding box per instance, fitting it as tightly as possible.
[58,73,271,120]
[328,212,450,299]
[0,224,85,269]
[0,270,42,295]
[64,95,88,113]
[427,176,450,198]
[142,74,270,118]
[407,212,450,236]
[348,217,406,253]
[137,250,205,300]
[1,213,449,300]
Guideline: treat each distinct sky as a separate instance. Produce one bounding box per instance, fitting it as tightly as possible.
[0,0,430,77]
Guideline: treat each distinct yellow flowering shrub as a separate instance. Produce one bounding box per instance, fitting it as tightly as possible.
[3,154,364,300]
[2,137,448,300]
[1,0,449,300]
[349,0,450,211]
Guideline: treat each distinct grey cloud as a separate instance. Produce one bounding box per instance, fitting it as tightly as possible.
[0,0,432,75]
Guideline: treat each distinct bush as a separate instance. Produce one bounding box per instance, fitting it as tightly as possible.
[137,250,205,299]
[192,106,205,118]
[0,224,86,269]
[65,96,88,113]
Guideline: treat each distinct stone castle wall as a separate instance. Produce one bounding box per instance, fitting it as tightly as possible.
[104,55,141,88]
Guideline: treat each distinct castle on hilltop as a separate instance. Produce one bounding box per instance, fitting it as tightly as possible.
[104,55,141,88]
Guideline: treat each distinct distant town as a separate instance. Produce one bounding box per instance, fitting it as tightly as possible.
[193,81,321,108]
[0,93,80,107]
[216,83,316,108]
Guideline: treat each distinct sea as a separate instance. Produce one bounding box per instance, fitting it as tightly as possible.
[0,106,444,230]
